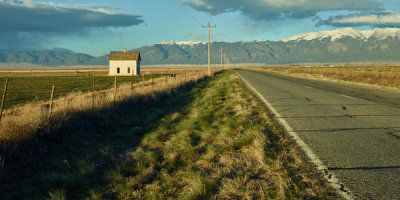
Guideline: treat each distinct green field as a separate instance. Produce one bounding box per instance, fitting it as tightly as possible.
[0,75,161,109]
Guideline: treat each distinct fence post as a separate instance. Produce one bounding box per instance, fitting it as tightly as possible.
[131,73,135,90]
[92,72,95,109]
[114,75,117,106]
[185,70,187,83]
[0,78,9,122]
[49,85,55,119]
[131,72,135,96]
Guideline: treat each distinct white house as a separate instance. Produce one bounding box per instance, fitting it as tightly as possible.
[109,48,141,76]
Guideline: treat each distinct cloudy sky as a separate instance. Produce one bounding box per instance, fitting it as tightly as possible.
[1,0,400,56]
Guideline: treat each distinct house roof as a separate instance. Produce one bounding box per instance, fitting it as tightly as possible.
[109,51,141,61]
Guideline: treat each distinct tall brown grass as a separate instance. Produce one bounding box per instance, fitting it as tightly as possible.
[0,69,211,167]
[255,66,400,89]
[0,70,337,199]
[96,71,336,199]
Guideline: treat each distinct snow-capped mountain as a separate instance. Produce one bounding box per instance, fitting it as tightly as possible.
[134,28,400,64]
[161,41,208,46]
[283,27,400,42]
[3,28,400,67]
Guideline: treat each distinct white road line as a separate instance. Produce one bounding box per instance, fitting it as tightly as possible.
[236,71,354,200]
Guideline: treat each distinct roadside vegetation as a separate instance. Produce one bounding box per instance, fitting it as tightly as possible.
[0,70,337,199]
[0,70,207,169]
[256,66,400,89]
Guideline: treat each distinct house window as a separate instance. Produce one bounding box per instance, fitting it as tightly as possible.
[117,67,120,74]
[128,67,130,74]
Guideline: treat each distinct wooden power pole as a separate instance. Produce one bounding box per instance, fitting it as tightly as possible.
[224,54,226,70]
[220,48,223,71]
[202,22,216,76]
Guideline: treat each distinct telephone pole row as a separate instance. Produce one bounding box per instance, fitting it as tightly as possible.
[202,22,216,76]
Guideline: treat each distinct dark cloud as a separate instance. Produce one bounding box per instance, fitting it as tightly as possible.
[0,0,144,50]
[183,0,384,21]
[317,11,400,28]
[0,32,50,50]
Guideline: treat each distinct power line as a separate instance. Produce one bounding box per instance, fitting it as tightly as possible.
[174,0,203,25]
[221,47,223,71]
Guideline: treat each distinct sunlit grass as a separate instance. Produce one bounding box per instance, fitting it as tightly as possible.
[101,71,337,199]
[0,70,337,199]
[255,66,400,88]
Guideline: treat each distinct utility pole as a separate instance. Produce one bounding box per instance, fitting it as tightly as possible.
[224,54,226,70]
[202,22,216,76]
[220,48,223,71]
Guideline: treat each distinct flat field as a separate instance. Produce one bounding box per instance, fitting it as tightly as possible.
[0,68,203,109]
[253,65,400,89]
[0,70,337,199]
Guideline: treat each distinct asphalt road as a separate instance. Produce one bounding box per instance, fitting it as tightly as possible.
[235,69,400,200]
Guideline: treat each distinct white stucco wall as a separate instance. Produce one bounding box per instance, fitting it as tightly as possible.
[109,60,140,76]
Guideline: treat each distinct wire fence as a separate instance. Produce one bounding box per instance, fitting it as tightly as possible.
[0,68,212,123]
[0,73,165,110]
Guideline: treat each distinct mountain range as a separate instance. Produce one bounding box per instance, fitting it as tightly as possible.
[2,27,400,67]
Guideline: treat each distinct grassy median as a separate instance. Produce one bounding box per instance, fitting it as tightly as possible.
[0,70,337,199]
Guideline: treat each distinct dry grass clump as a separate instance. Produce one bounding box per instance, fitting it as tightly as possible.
[0,70,209,168]
[98,71,337,199]
[256,66,400,88]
